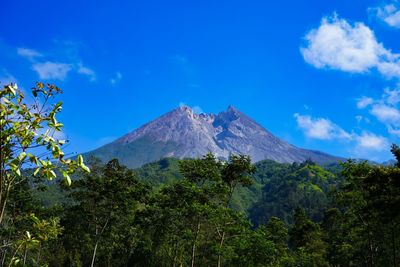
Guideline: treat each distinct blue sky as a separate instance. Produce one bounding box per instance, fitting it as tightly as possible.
[1,0,400,162]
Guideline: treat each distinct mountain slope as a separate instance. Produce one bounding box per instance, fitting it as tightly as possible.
[85,105,343,168]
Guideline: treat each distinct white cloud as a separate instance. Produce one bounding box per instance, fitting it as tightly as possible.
[294,113,391,156]
[384,87,400,104]
[18,45,96,81]
[32,61,72,80]
[357,96,374,109]
[373,4,400,29]
[110,71,122,86]
[17,48,43,61]
[355,115,371,124]
[370,103,400,123]
[376,61,400,78]
[294,113,352,140]
[356,132,389,151]
[77,63,96,81]
[388,126,400,135]
[356,86,400,136]
[301,14,400,79]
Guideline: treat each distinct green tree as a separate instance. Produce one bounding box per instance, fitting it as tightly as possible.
[289,208,327,267]
[61,159,150,267]
[132,154,255,267]
[331,145,400,266]
[249,161,336,225]
[266,217,289,259]
[0,82,89,265]
[181,154,255,267]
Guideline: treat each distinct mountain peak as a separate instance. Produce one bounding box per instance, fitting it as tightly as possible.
[86,106,343,168]
[177,105,193,113]
[227,105,239,112]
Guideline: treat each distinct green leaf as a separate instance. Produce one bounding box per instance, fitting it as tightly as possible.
[81,164,90,173]
[9,162,17,170]
[49,170,57,179]
[62,171,72,186]
[33,167,40,176]
[7,84,16,95]
[54,101,63,111]
[18,151,27,161]
[50,112,56,124]
[28,153,38,165]
[77,155,83,166]
[11,258,21,265]
[30,214,40,224]
[55,122,64,130]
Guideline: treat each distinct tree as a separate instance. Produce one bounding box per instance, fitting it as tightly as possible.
[61,159,150,267]
[249,162,336,226]
[266,217,289,257]
[0,82,89,264]
[289,208,328,267]
[333,145,400,267]
[180,153,255,267]
[131,154,256,267]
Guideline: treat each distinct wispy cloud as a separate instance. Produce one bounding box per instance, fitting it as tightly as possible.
[32,61,72,80]
[370,103,400,123]
[356,96,374,109]
[301,14,400,79]
[370,3,400,29]
[17,48,43,61]
[294,112,390,157]
[110,71,122,86]
[356,132,389,151]
[294,113,352,140]
[357,86,400,135]
[385,86,400,104]
[77,63,96,81]
[17,44,96,81]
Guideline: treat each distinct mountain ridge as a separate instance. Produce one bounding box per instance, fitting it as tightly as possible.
[85,105,344,168]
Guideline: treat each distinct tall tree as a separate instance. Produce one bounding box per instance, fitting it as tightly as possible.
[61,159,150,266]
[0,82,89,265]
[289,208,328,267]
[335,145,400,267]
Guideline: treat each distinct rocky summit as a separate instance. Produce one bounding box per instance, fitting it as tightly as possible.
[85,105,343,168]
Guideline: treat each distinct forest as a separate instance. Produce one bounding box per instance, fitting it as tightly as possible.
[1,83,400,267]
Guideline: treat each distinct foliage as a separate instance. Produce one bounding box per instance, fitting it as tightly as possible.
[249,161,337,225]
[322,146,400,267]
[3,82,400,266]
[135,157,183,186]
[56,159,150,266]
[0,82,89,265]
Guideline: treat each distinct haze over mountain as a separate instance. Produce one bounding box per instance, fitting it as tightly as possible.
[85,106,343,168]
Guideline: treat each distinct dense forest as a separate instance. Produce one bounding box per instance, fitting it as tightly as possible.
[1,83,400,266]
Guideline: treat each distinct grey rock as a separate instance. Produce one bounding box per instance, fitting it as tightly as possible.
[86,105,343,168]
